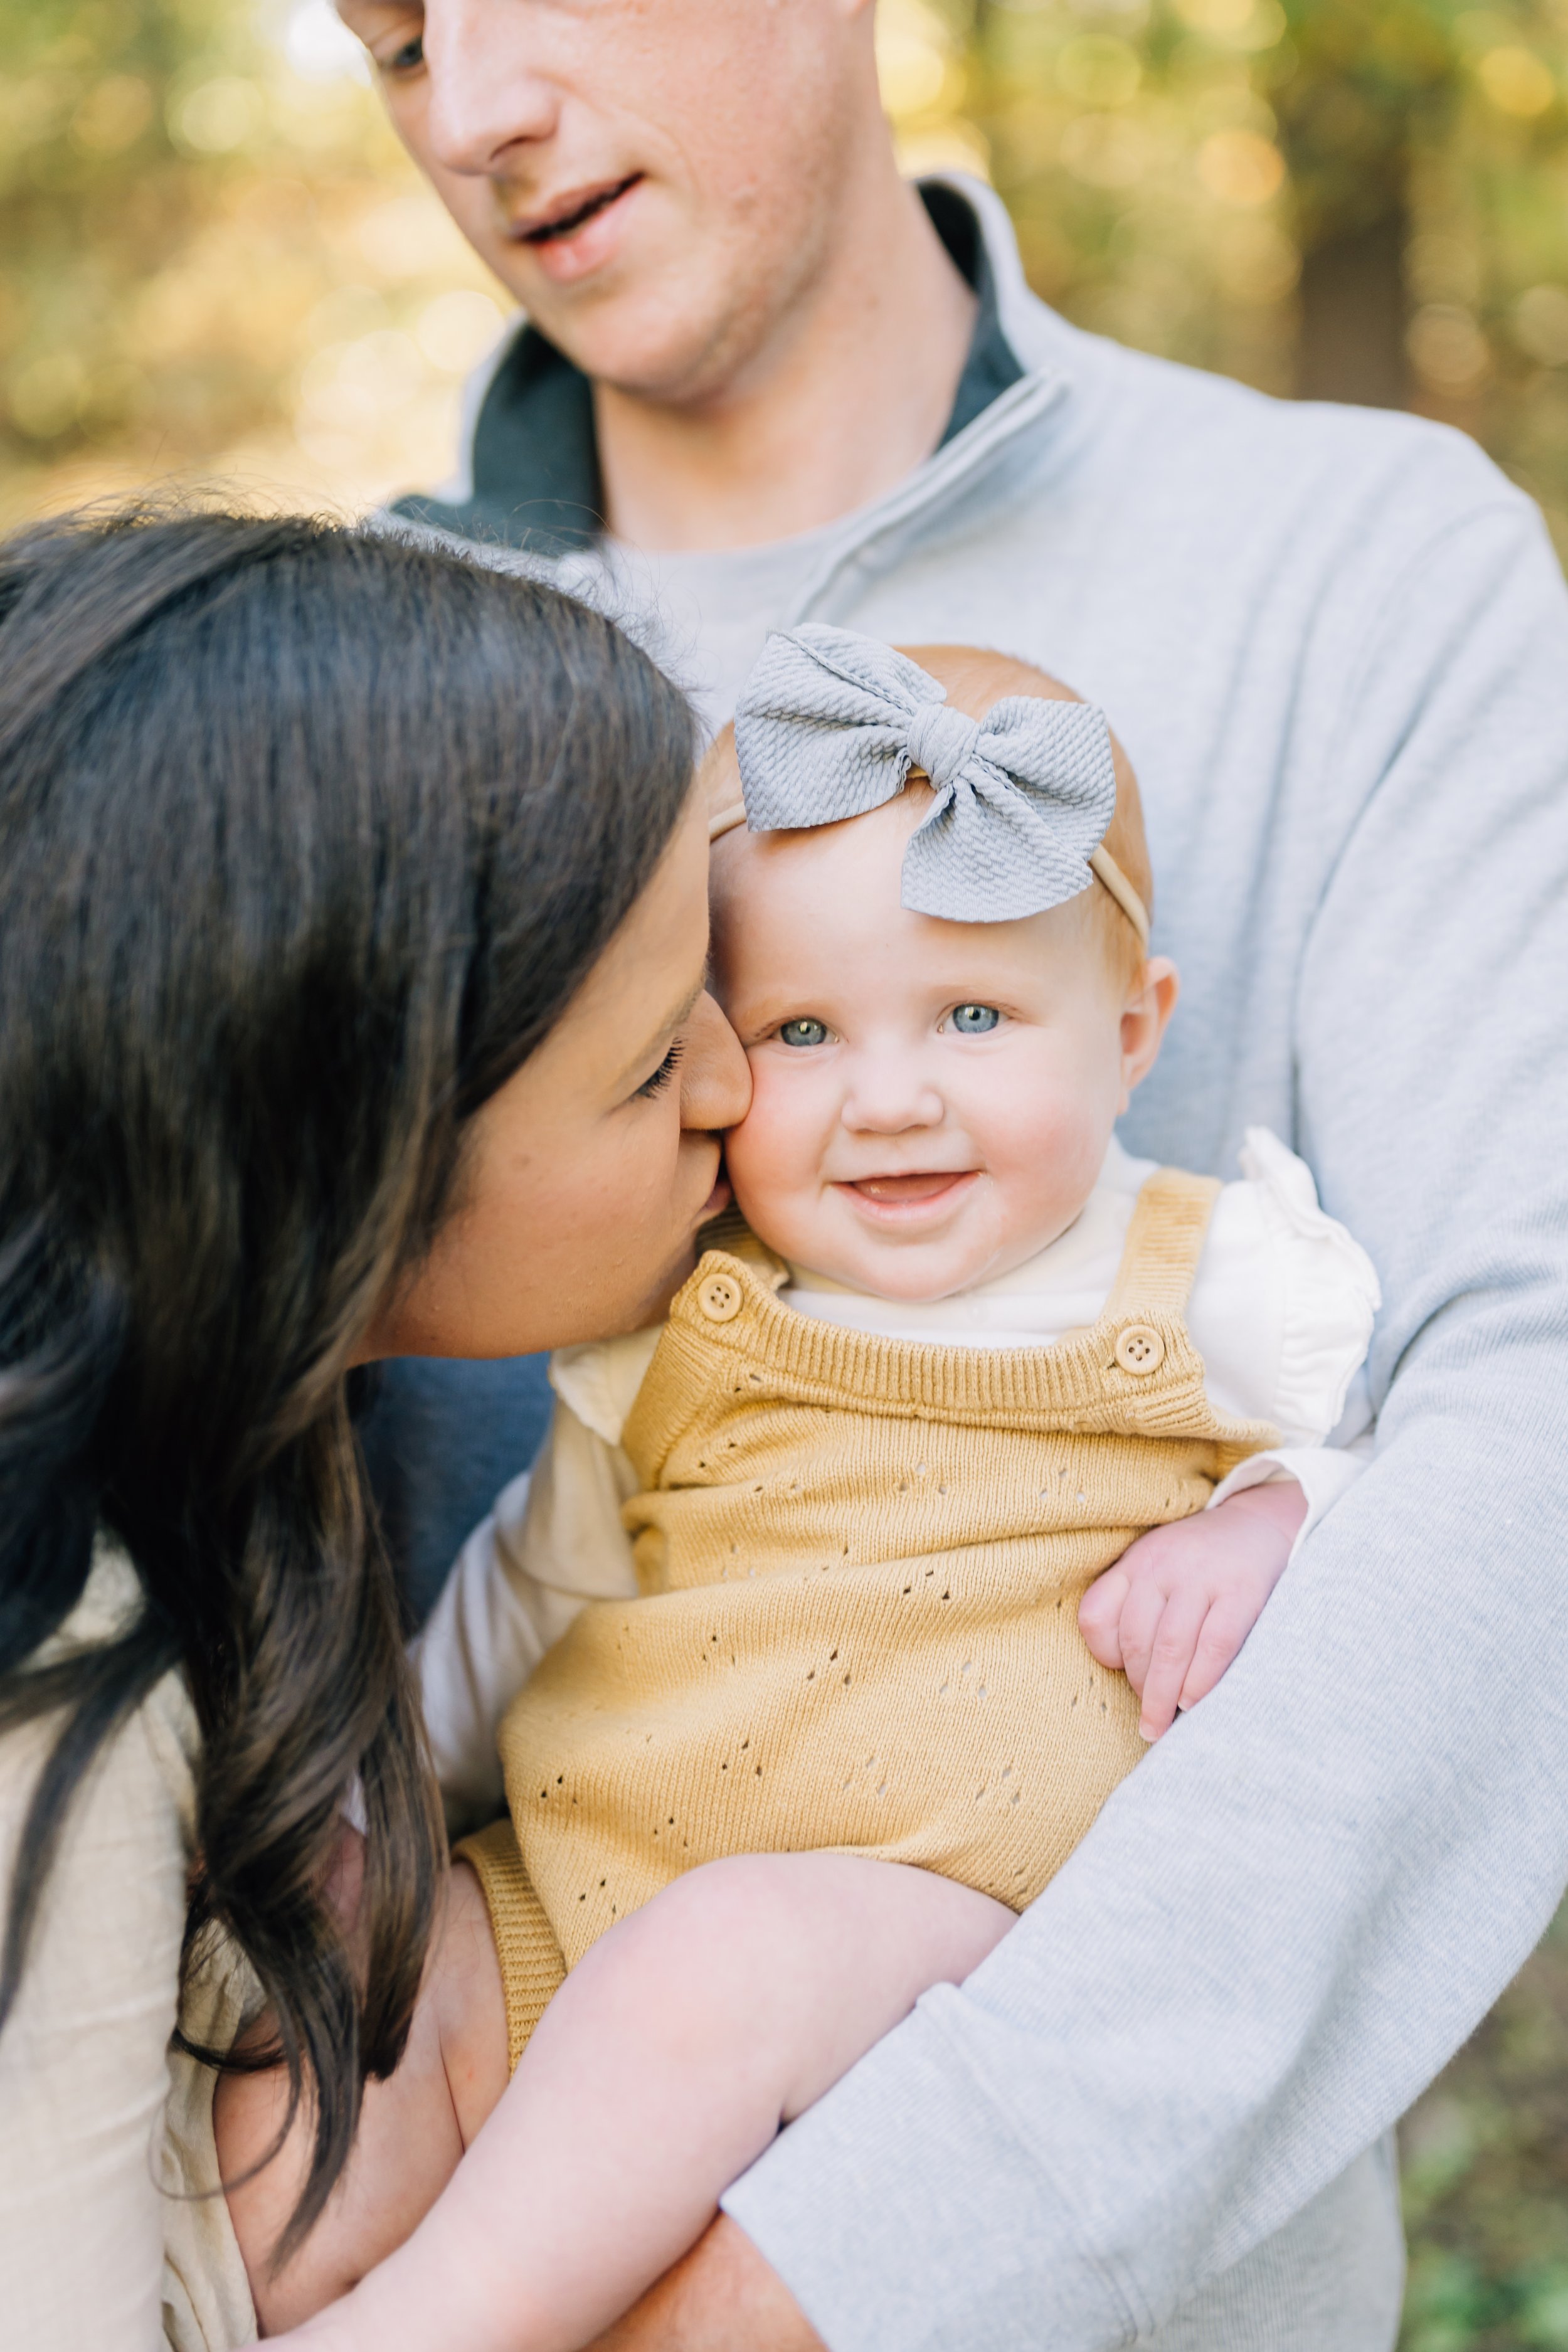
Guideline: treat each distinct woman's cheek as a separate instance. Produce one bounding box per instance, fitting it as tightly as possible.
[559,1106,679,1255]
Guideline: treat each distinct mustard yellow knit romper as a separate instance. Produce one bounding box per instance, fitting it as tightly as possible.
[462,1168,1274,2066]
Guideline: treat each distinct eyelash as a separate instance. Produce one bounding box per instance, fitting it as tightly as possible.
[635,1039,684,1099]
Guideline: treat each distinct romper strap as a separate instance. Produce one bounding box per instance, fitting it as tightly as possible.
[1103,1168,1222,1323]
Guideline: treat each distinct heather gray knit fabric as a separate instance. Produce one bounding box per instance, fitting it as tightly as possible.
[733,623,1117,921]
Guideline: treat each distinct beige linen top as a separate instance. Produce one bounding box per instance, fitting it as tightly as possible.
[0,1547,256,2351]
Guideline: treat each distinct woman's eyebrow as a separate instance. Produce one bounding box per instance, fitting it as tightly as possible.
[613,977,705,1090]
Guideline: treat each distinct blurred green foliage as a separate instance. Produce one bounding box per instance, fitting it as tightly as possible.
[0,0,499,520]
[1,0,302,475]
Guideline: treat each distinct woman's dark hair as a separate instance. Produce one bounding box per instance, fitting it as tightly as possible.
[0,508,696,2244]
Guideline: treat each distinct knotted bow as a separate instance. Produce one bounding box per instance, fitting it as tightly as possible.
[733,625,1122,925]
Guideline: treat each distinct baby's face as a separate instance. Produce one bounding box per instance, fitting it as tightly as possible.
[712,791,1168,1302]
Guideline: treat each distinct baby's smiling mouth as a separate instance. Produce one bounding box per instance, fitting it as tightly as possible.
[842,1171,977,1206]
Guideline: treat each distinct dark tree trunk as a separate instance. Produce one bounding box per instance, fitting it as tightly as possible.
[1295,210,1410,408]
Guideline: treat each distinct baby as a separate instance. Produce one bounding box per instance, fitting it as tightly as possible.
[231,631,1378,2350]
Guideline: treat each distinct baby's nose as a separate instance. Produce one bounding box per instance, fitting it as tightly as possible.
[840,1065,945,1135]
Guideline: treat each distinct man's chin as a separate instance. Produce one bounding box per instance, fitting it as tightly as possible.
[514,270,748,411]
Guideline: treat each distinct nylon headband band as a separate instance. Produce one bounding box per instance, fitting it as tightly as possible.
[734,627,1130,928]
[706,795,1150,949]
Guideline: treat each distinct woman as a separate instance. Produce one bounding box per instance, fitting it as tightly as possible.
[0,507,748,2348]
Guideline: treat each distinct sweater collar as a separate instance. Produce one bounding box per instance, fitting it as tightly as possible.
[395,179,1048,558]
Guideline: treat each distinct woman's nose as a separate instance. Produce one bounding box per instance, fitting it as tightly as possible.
[679,993,752,1135]
[421,0,561,177]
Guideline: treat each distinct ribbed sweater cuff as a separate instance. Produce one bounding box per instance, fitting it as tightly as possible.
[721,1989,1131,2352]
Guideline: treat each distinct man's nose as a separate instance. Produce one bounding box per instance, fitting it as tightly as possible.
[421,0,559,177]
[840,1057,945,1136]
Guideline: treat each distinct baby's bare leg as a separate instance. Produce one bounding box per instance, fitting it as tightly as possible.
[216,1861,507,2334]
[273,1854,1011,2352]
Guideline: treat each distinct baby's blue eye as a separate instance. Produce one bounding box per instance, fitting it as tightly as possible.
[951,1004,1001,1034]
[779,1018,829,1048]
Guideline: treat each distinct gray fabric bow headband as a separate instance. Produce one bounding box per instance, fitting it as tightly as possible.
[726,625,1148,941]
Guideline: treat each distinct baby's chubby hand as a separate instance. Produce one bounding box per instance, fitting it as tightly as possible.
[1078,1480,1307,1741]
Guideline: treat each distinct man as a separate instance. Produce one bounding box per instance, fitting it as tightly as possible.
[341,3,1568,2347]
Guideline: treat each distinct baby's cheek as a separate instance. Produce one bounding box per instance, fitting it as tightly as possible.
[983,1076,1113,1232]
[724,1058,825,1247]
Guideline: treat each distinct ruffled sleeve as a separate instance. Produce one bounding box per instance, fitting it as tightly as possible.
[1236,1126,1380,1445]
[1190,1126,1380,1447]
[548,1324,664,1444]
[1190,1130,1380,1553]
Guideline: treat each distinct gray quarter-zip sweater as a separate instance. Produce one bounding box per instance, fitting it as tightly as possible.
[389,177,1568,2352]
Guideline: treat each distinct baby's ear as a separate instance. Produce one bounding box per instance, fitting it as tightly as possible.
[1120,956,1180,1096]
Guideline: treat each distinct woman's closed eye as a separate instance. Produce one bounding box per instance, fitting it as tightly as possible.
[635,1039,685,1098]
[778,1017,830,1048]
[948,1004,1002,1035]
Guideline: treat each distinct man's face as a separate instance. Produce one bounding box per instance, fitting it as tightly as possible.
[336,0,879,403]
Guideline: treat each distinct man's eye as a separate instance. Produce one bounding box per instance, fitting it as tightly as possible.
[778,1019,829,1048]
[950,1004,1001,1034]
[379,33,425,74]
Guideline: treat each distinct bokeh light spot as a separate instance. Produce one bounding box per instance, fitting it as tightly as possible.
[9,352,88,440]
[1057,36,1142,109]
[1476,46,1557,119]
[1060,114,1151,189]
[70,77,153,157]
[172,77,266,156]
[1407,304,1491,390]
[1513,285,1568,368]
[1197,128,1285,206]
[416,290,511,376]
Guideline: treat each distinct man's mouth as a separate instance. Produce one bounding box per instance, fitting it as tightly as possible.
[514,174,642,246]
[842,1172,977,1207]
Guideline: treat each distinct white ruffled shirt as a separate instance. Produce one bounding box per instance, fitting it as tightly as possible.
[416,1128,1380,1838]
